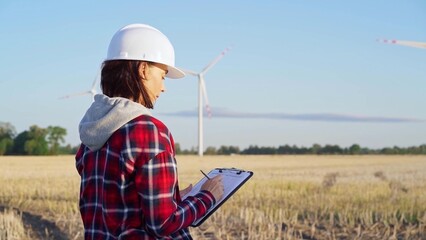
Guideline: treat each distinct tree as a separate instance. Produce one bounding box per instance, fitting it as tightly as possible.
[380,147,394,154]
[277,145,294,154]
[204,146,217,155]
[318,144,343,154]
[310,144,322,154]
[25,125,49,155]
[180,146,197,155]
[217,145,240,155]
[12,125,48,155]
[0,122,16,155]
[47,126,67,155]
[175,143,182,154]
[241,145,260,155]
[12,131,29,155]
[349,144,361,155]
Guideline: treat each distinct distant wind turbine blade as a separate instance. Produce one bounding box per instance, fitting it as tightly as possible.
[377,38,426,49]
[60,70,100,100]
[200,76,211,118]
[180,68,199,76]
[200,46,232,75]
[91,72,100,90]
[59,90,92,99]
[88,74,100,96]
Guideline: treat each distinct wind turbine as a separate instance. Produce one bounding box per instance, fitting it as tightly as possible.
[59,72,100,100]
[377,39,426,49]
[182,47,231,156]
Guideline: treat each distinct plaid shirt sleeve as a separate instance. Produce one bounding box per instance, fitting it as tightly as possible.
[123,116,216,237]
[135,151,215,237]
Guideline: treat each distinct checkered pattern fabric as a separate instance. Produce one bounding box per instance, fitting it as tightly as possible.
[76,115,215,239]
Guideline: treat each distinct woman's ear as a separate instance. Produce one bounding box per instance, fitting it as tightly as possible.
[139,62,148,79]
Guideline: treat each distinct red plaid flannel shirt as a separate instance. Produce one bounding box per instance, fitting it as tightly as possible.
[76,115,215,239]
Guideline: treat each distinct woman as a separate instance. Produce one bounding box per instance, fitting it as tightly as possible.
[76,23,223,239]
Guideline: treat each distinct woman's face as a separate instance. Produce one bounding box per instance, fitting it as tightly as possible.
[141,62,168,104]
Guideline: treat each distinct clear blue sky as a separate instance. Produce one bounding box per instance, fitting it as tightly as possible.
[1,1,425,150]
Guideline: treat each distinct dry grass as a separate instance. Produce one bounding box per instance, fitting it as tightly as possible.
[0,156,81,240]
[0,155,425,239]
[0,209,27,240]
[179,155,426,239]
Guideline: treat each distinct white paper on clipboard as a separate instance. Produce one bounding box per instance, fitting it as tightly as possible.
[182,168,253,226]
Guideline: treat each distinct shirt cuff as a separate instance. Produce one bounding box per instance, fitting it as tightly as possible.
[195,190,216,208]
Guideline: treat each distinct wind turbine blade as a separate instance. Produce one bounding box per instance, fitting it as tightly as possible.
[200,46,232,75]
[377,38,426,49]
[91,71,100,90]
[180,68,199,76]
[59,90,92,99]
[89,73,100,96]
[200,76,212,118]
[60,70,101,100]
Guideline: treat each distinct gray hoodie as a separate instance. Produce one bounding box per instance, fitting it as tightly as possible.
[79,94,152,151]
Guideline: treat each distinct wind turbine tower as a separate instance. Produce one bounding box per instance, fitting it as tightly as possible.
[183,47,231,156]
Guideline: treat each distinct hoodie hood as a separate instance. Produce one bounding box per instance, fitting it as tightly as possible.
[79,94,152,151]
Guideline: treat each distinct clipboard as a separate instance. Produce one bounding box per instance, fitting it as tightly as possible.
[182,168,253,227]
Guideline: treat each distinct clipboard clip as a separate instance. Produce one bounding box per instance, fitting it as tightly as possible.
[216,167,246,174]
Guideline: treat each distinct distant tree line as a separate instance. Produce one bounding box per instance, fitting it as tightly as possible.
[175,143,426,155]
[0,122,77,155]
[2,121,426,156]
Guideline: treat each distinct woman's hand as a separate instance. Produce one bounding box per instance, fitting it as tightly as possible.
[200,175,224,201]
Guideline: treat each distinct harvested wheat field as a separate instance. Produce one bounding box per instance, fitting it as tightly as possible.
[0,155,425,240]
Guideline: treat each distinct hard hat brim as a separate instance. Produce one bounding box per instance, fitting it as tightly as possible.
[166,66,185,79]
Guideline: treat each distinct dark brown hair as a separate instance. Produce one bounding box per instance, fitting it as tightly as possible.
[101,60,154,109]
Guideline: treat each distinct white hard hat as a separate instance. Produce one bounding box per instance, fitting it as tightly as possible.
[106,24,185,79]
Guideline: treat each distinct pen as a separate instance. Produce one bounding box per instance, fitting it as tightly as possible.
[200,170,211,180]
